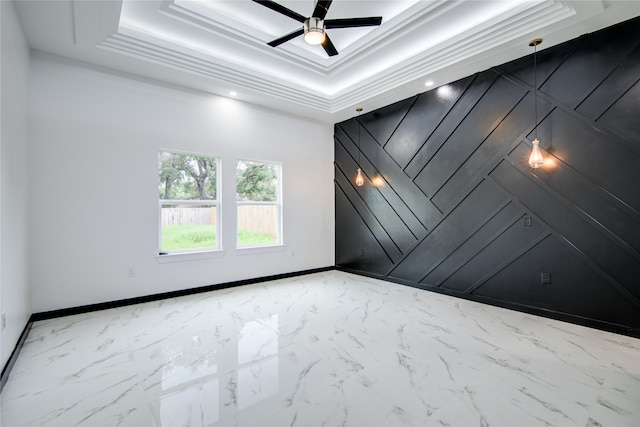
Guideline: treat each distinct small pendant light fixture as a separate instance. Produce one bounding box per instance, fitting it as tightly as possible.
[528,38,544,169]
[355,107,365,187]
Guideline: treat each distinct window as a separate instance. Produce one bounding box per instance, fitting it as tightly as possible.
[158,150,219,253]
[236,159,282,247]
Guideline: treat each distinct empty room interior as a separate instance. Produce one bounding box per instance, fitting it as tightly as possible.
[1,0,639,426]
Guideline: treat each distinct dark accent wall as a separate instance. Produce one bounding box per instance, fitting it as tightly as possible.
[334,17,640,336]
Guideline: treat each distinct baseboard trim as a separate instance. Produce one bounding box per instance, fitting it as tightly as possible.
[0,319,33,394]
[336,266,640,339]
[31,266,334,322]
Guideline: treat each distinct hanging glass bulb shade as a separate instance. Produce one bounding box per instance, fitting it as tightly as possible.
[355,168,364,187]
[529,138,544,168]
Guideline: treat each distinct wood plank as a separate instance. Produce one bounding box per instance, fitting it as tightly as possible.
[335,142,419,254]
[389,179,507,281]
[510,142,640,256]
[422,202,524,286]
[384,76,472,168]
[335,185,395,274]
[541,18,640,109]
[414,76,526,197]
[432,92,550,213]
[476,235,640,328]
[334,163,403,262]
[404,71,497,179]
[534,108,640,213]
[490,160,640,303]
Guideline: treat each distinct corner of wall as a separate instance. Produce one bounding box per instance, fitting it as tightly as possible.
[1,0,33,369]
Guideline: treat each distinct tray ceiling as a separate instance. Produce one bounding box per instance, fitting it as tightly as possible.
[15,0,640,123]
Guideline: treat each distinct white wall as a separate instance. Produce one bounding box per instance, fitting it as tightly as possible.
[1,0,32,367]
[29,53,335,313]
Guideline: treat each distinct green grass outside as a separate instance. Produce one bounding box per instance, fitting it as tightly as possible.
[237,229,278,246]
[162,225,276,251]
[162,224,216,251]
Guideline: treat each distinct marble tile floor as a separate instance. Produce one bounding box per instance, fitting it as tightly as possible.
[1,271,639,426]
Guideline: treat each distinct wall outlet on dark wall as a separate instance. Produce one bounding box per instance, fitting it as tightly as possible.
[541,272,551,284]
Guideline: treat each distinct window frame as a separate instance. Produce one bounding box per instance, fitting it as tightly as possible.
[158,149,221,255]
[235,158,283,249]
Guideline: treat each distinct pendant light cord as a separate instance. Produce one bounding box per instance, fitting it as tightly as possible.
[358,117,361,166]
[534,42,538,140]
[356,107,363,166]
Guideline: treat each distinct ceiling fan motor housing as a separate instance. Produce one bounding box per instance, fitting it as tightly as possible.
[304,17,326,45]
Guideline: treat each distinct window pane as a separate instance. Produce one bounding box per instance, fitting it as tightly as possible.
[161,205,217,251]
[237,204,279,246]
[159,152,217,200]
[236,160,278,202]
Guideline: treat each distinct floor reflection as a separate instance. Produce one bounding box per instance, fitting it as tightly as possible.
[160,378,220,425]
[238,314,279,409]
[157,314,280,425]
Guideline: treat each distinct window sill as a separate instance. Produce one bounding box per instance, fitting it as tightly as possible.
[155,250,224,263]
[234,244,286,256]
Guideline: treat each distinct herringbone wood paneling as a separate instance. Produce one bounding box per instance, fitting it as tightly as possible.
[334,17,640,335]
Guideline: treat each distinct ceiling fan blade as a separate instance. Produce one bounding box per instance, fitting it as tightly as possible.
[312,0,333,20]
[252,0,306,23]
[325,17,382,29]
[268,28,304,47]
[322,34,338,57]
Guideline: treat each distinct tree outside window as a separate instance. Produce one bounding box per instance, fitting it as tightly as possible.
[236,160,282,247]
[158,151,219,253]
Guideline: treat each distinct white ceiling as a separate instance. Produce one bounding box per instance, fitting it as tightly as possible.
[14,0,640,124]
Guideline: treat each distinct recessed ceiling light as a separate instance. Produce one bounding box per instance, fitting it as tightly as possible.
[425,80,434,87]
[229,91,237,96]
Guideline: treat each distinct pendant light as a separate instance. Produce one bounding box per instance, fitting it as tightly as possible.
[528,38,544,168]
[355,107,365,187]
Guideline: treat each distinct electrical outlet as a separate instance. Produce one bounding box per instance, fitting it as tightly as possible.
[524,215,532,226]
[2,311,6,330]
[541,272,551,284]
[127,266,136,278]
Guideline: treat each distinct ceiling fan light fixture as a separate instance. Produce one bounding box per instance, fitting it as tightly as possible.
[253,0,382,56]
[304,17,326,45]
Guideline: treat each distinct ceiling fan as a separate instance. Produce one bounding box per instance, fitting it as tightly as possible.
[252,0,383,56]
